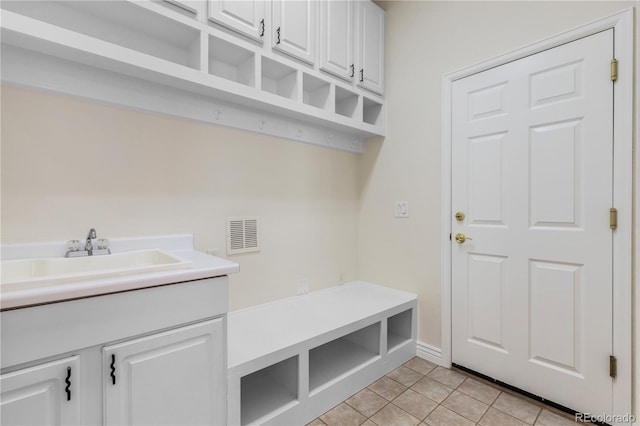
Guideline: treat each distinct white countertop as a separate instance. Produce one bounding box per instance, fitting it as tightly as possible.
[1,234,239,310]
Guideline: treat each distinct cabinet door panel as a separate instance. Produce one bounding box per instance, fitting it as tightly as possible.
[104,319,225,426]
[1,356,81,426]
[209,0,266,42]
[272,0,316,65]
[358,1,385,95]
[319,1,354,81]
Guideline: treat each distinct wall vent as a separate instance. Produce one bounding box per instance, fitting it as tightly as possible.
[227,217,260,255]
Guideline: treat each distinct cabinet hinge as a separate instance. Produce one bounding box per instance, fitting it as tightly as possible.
[610,208,617,230]
[610,355,617,378]
[611,58,618,82]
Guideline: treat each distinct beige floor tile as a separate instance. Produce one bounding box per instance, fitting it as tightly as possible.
[410,376,454,403]
[368,376,407,401]
[361,421,377,426]
[404,357,437,375]
[493,393,541,424]
[424,405,475,426]
[457,377,501,405]
[427,366,467,388]
[393,389,438,420]
[306,419,327,426]
[387,366,425,387]
[441,390,489,422]
[370,403,421,426]
[535,409,578,426]
[346,388,389,417]
[479,407,530,426]
[319,402,367,426]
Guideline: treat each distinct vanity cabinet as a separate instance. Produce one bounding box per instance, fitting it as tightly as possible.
[1,277,228,426]
[104,319,225,426]
[0,357,81,425]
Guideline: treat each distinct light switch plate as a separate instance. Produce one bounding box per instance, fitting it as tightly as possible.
[395,201,409,218]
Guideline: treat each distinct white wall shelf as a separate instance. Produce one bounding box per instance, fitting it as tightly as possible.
[0,0,385,153]
[227,282,417,425]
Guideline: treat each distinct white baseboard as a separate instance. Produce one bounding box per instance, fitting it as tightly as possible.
[416,341,446,367]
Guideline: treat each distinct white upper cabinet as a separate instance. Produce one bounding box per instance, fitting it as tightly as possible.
[271,0,316,65]
[164,0,204,16]
[358,0,385,95]
[208,0,266,43]
[319,0,355,81]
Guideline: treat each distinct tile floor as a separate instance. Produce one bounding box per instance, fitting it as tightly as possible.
[309,357,589,426]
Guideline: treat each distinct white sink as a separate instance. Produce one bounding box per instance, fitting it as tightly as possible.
[1,249,192,291]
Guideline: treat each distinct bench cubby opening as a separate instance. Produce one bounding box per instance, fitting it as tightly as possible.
[309,322,380,394]
[387,309,413,353]
[240,355,298,426]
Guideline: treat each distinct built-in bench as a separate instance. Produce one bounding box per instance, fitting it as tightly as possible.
[227,281,417,425]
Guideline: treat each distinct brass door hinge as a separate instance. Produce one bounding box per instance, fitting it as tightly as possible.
[610,208,617,230]
[611,58,618,82]
[610,355,617,378]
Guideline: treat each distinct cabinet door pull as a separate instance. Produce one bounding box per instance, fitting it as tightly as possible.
[360,69,364,82]
[350,64,355,78]
[65,367,71,401]
[110,354,116,385]
[260,19,265,37]
[276,27,281,44]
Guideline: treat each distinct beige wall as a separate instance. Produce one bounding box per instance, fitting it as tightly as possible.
[360,0,637,416]
[0,85,360,310]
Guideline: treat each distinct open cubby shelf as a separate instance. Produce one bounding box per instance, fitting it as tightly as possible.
[209,35,255,87]
[228,282,417,426]
[2,0,385,153]
[2,1,202,70]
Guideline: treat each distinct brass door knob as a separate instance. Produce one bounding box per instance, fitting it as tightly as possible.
[455,211,465,221]
[455,233,472,244]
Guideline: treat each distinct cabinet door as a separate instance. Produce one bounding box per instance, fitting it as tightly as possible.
[1,356,81,426]
[319,1,355,81]
[103,319,225,426]
[164,0,204,16]
[208,0,266,43]
[272,0,316,65]
[358,1,385,95]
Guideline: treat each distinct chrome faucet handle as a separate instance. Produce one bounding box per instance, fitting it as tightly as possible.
[96,238,109,250]
[67,240,81,251]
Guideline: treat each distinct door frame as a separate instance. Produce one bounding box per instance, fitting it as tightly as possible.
[440,8,634,418]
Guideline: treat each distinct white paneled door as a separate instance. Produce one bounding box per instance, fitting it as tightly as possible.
[451,30,614,415]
